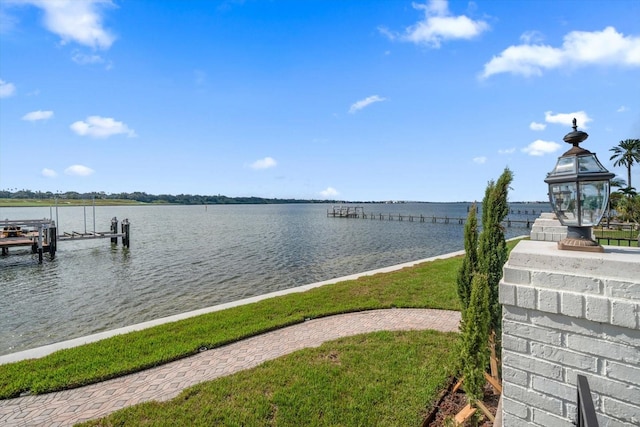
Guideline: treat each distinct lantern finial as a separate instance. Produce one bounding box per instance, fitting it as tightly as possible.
[562,117,589,154]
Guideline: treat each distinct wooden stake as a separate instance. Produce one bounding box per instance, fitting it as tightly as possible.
[452,377,464,393]
[475,400,495,422]
[454,403,476,425]
[490,330,499,380]
[484,372,502,394]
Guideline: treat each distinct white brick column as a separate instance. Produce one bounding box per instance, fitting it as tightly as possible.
[499,240,640,426]
[529,212,567,242]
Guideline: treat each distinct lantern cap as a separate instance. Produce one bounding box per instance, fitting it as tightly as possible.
[562,118,591,156]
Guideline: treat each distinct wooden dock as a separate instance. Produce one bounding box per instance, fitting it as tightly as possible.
[327,206,365,218]
[327,206,539,228]
[0,217,130,262]
[1,219,57,261]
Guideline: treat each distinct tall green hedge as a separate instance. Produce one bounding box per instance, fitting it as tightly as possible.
[457,167,513,396]
[460,273,491,400]
[456,202,478,312]
[478,168,513,341]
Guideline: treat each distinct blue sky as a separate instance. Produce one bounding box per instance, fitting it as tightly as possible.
[1,0,639,202]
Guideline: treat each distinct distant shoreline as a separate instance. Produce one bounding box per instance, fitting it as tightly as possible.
[0,197,550,208]
[0,198,332,207]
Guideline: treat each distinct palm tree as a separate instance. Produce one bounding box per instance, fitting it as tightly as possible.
[607,177,626,223]
[610,139,640,194]
[610,177,627,190]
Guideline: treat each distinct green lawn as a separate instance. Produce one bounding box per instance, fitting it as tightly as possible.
[594,226,639,247]
[80,330,458,427]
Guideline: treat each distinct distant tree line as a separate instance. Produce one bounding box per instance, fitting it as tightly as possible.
[0,190,340,205]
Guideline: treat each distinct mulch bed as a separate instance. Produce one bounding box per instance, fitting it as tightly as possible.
[423,380,500,426]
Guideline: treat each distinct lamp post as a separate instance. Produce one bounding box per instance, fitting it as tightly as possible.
[544,118,614,252]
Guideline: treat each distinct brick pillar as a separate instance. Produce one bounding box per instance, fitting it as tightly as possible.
[529,212,567,242]
[499,240,640,426]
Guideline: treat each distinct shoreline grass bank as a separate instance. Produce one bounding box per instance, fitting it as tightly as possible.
[0,248,467,365]
[0,239,522,400]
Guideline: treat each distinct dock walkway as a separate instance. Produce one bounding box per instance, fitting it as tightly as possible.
[327,206,539,228]
[0,308,460,426]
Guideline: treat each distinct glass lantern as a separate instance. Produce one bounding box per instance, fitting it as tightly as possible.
[544,119,614,252]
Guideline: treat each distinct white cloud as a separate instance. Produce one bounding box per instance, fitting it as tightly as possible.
[482,45,564,78]
[41,168,57,178]
[71,51,113,70]
[70,116,136,138]
[544,111,592,129]
[65,165,95,176]
[381,0,489,48]
[498,148,516,154]
[482,26,640,79]
[320,187,339,197]
[19,0,116,49]
[349,95,386,113]
[250,157,277,170]
[72,51,105,65]
[22,110,53,121]
[520,30,544,45]
[472,156,487,164]
[0,79,16,98]
[522,140,562,156]
[617,106,628,113]
[529,121,546,131]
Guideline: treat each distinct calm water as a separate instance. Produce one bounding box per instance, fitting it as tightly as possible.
[0,202,547,355]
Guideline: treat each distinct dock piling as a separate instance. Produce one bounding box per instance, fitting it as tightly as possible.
[121,219,130,248]
[37,224,44,262]
[111,217,119,245]
[49,223,57,257]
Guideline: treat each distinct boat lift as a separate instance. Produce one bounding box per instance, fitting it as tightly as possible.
[0,219,57,262]
[0,217,130,263]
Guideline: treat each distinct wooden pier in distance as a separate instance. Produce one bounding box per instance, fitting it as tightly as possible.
[327,206,540,228]
[0,217,130,263]
[326,206,365,218]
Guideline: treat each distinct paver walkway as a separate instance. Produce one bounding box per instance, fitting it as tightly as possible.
[0,308,460,426]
